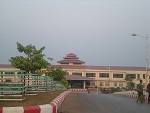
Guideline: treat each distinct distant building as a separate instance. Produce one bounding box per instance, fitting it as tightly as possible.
[0,53,150,89]
[57,53,150,89]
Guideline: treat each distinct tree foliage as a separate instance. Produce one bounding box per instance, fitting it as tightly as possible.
[45,66,66,81]
[45,66,69,88]
[125,76,135,90]
[9,42,49,73]
[61,78,69,89]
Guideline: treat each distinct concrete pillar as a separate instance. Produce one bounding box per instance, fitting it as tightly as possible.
[83,81,86,89]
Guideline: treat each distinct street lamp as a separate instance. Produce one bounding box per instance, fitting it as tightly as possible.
[132,34,149,86]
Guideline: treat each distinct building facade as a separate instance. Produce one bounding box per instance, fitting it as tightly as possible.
[0,53,150,89]
[57,53,150,89]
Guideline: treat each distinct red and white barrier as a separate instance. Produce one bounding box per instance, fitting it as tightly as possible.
[71,89,87,92]
[113,91,148,100]
[0,90,71,113]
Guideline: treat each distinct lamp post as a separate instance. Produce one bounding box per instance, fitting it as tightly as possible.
[132,34,149,86]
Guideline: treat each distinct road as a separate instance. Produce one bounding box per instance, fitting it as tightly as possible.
[58,91,150,113]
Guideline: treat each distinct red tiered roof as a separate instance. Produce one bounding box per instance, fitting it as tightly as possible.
[63,53,79,59]
[57,53,85,64]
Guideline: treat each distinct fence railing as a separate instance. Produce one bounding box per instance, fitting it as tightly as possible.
[0,70,66,101]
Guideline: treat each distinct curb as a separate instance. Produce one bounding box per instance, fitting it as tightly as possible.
[0,90,71,113]
[71,89,87,92]
[113,92,148,100]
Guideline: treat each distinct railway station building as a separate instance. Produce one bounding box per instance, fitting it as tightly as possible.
[0,53,150,89]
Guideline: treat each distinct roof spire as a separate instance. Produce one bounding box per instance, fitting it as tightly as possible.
[57,53,85,65]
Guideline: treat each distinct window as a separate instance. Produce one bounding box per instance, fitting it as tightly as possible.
[72,72,82,76]
[100,82,104,86]
[137,74,140,79]
[119,82,123,87]
[60,63,69,65]
[73,63,82,65]
[65,72,69,75]
[126,74,136,79]
[143,74,145,79]
[114,82,117,87]
[113,74,123,78]
[90,81,95,86]
[105,82,109,87]
[99,73,109,78]
[86,73,96,77]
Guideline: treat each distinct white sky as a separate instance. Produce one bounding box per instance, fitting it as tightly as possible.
[0,0,150,67]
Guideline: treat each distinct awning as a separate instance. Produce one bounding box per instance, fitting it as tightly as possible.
[65,75,94,81]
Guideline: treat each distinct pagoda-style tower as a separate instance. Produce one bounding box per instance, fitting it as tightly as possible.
[57,53,85,65]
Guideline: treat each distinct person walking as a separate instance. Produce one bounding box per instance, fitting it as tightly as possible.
[87,87,90,93]
[136,80,144,103]
[146,82,150,104]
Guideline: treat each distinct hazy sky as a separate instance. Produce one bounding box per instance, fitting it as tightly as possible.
[0,0,150,67]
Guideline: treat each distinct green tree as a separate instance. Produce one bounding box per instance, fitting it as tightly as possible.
[61,78,69,89]
[9,42,49,73]
[45,66,66,81]
[45,66,69,88]
[125,76,135,90]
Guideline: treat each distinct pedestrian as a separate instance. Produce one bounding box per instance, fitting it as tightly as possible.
[98,87,101,94]
[87,87,90,93]
[146,82,150,104]
[136,80,144,103]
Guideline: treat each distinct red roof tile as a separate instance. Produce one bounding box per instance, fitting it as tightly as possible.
[64,53,79,59]
[57,53,85,64]
[0,64,15,68]
[57,59,85,64]
[0,64,149,71]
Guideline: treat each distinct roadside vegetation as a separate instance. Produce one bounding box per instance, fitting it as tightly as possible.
[101,87,135,94]
[9,42,69,89]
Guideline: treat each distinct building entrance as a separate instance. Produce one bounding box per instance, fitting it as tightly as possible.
[68,80,83,88]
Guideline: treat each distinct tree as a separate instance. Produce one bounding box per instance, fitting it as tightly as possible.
[9,42,49,73]
[45,66,69,88]
[125,76,135,90]
[61,78,69,89]
[45,66,66,81]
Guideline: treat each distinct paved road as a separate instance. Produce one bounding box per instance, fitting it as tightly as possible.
[58,91,150,113]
